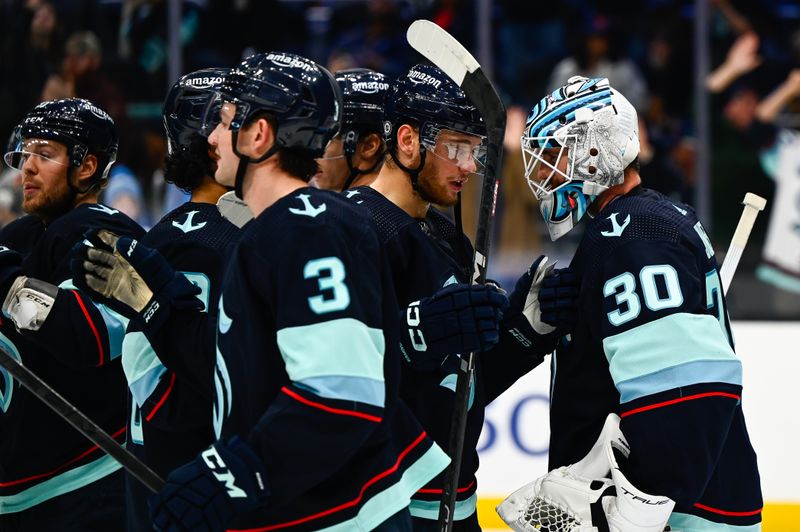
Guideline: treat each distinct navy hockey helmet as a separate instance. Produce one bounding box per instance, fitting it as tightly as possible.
[335,68,390,186]
[384,64,485,150]
[211,51,341,158]
[163,67,228,156]
[5,98,118,189]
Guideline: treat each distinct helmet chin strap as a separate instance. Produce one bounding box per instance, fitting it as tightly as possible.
[388,145,427,191]
[231,129,280,200]
[342,130,385,190]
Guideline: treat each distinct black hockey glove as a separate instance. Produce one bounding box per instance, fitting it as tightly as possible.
[498,255,580,360]
[70,229,202,333]
[398,283,508,370]
[150,437,269,532]
[0,245,23,300]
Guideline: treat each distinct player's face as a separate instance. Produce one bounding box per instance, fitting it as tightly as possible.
[418,131,483,207]
[207,102,238,188]
[311,136,349,191]
[16,138,73,218]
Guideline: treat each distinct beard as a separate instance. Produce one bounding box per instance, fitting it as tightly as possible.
[23,179,75,224]
[415,160,460,208]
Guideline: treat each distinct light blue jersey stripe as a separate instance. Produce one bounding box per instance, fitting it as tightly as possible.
[669,512,761,531]
[294,375,385,409]
[59,280,129,360]
[277,318,385,406]
[317,444,450,531]
[616,359,742,403]
[0,455,120,513]
[603,313,738,387]
[122,331,166,407]
[409,493,478,521]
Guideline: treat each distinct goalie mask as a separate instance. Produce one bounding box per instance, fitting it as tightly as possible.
[522,76,639,240]
[5,98,118,193]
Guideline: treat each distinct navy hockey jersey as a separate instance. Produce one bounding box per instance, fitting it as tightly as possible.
[123,202,239,532]
[349,186,541,523]
[215,187,448,530]
[0,203,143,513]
[550,188,762,529]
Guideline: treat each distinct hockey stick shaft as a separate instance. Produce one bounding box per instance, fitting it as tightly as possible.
[719,192,767,293]
[0,346,165,493]
[407,20,505,531]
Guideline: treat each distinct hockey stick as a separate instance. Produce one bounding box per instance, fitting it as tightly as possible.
[0,345,165,493]
[407,19,506,531]
[719,192,767,293]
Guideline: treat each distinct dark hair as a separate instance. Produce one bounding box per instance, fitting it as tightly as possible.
[164,133,211,193]
[626,156,640,172]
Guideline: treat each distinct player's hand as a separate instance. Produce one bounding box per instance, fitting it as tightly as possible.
[0,245,23,300]
[70,229,202,331]
[499,256,580,359]
[150,437,269,532]
[399,283,508,370]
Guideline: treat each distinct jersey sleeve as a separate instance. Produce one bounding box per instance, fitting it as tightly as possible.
[597,239,742,504]
[245,222,389,508]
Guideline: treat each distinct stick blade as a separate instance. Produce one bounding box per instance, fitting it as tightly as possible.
[743,192,767,211]
[216,191,253,228]
[406,19,479,86]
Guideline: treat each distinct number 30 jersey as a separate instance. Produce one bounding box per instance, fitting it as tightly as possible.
[214,187,448,531]
[550,188,762,530]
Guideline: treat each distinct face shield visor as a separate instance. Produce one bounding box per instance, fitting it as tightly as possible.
[421,126,487,176]
[200,93,248,137]
[4,136,68,171]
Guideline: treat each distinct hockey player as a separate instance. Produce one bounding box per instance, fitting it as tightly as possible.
[108,52,453,531]
[71,68,238,532]
[310,68,391,192]
[497,76,762,531]
[349,64,579,531]
[0,98,143,530]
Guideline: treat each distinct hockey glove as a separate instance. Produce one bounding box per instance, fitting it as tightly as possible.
[498,255,580,360]
[70,229,202,332]
[0,245,24,301]
[497,414,675,532]
[150,437,269,532]
[399,283,508,370]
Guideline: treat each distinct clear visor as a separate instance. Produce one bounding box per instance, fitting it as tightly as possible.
[520,134,576,199]
[200,93,248,137]
[422,128,487,176]
[315,134,345,161]
[4,138,68,171]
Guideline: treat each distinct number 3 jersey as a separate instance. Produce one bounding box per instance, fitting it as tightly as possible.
[550,188,762,530]
[214,187,448,531]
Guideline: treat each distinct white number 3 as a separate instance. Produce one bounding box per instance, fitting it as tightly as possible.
[304,257,351,314]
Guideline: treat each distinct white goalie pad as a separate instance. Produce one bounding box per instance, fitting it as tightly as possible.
[2,276,58,331]
[497,414,674,532]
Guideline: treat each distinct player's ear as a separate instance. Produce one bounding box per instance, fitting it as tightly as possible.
[244,116,275,159]
[357,133,382,162]
[395,124,419,164]
[73,154,98,189]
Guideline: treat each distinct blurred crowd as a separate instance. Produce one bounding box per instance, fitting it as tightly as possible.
[0,0,798,314]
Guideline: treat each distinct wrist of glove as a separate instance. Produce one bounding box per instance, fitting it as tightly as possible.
[398,283,508,370]
[150,436,270,532]
[0,245,24,301]
[70,229,202,332]
[499,256,580,359]
[2,276,59,331]
[497,414,674,532]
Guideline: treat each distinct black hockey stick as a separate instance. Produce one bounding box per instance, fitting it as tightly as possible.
[407,20,506,531]
[0,345,165,493]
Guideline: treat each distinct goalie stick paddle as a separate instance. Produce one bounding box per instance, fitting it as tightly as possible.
[407,19,506,531]
[719,192,767,294]
[0,345,165,493]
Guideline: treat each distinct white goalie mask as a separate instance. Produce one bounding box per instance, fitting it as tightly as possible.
[521,76,639,240]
